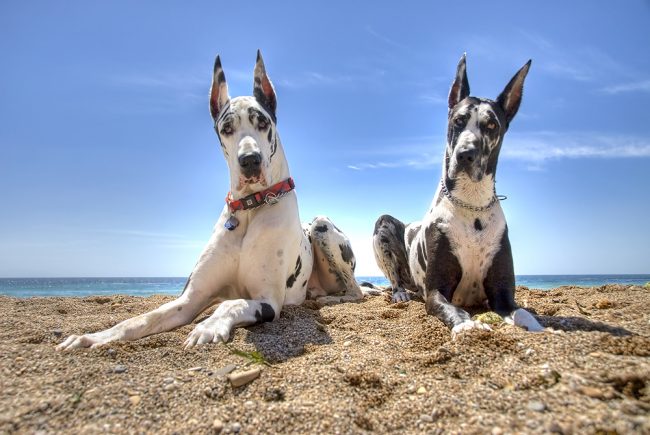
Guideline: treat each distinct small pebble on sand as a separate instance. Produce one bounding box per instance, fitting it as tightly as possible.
[228,368,261,387]
[129,395,141,406]
[163,383,178,391]
[527,400,546,412]
[406,385,416,394]
[214,364,238,377]
[212,419,224,433]
[113,365,127,374]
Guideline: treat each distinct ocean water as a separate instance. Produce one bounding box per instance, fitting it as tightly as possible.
[0,275,648,298]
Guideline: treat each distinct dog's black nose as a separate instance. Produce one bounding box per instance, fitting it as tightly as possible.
[238,152,262,169]
[457,147,479,163]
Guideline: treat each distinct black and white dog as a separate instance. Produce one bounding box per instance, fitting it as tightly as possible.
[59,51,371,350]
[371,54,543,336]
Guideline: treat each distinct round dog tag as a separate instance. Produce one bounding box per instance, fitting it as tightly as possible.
[224,215,239,231]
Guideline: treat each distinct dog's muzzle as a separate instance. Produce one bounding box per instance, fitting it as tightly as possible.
[457,145,478,165]
[452,142,485,181]
[238,151,262,178]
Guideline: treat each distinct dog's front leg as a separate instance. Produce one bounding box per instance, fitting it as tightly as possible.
[483,230,544,332]
[425,290,491,338]
[57,292,208,350]
[58,229,236,350]
[184,298,279,348]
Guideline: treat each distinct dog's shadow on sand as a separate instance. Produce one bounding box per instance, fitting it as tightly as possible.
[537,314,633,336]
[242,304,332,363]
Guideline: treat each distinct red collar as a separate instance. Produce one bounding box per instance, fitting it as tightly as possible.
[226,178,295,213]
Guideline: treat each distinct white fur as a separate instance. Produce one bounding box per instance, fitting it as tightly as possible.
[505,308,544,332]
[58,68,364,350]
[408,186,506,307]
[451,319,491,339]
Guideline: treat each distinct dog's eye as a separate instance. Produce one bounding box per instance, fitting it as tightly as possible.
[486,122,496,130]
[257,119,268,130]
[454,117,465,127]
[220,123,234,136]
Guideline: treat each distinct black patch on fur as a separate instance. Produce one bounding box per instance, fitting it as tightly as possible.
[483,227,517,316]
[421,222,472,328]
[416,242,426,271]
[372,215,416,291]
[269,132,278,160]
[301,280,307,289]
[253,88,277,123]
[314,224,328,233]
[423,222,462,303]
[339,243,354,265]
[285,256,303,288]
[180,273,192,296]
[474,218,483,231]
[217,70,225,84]
[406,224,421,248]
[255,302,275,324]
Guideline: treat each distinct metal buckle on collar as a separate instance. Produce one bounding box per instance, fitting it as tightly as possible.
[264,192,279,205]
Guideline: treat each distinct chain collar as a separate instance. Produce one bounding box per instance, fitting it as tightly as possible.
[440,179,500,212]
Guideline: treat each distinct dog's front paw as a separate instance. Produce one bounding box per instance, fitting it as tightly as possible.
[451,320,491,339]
[508,308,544,332]
[57,333,110,351]
[184,322,231,349]
[391,290,412,303]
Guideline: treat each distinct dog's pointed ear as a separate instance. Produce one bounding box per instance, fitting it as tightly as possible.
[253,50,277,122]
[496,60,531,126]
[210,55,230,121]
[448,53,470,109]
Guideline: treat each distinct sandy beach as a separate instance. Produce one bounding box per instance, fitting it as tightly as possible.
[1,284,649,434]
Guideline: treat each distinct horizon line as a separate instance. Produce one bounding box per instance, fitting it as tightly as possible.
[1,274,649,280]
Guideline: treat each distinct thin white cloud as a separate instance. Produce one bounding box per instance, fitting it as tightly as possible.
[365,25,412,52]
[93,229,205,248]
[348,155,439,171]
[540,62,594,82]
[419,92,447,105]
[110,71,205,92]
[277,71,357,89]
[347,132,650,171]
[505,132,650,162]
[96,229,187,239]
[600,79,650,94]
[513,30,639,87]
[106,70,209,113]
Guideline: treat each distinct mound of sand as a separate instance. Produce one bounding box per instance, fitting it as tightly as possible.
[1,285,649,434]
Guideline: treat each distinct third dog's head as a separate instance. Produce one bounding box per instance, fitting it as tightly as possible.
[445,54,530,183]
[209,51,283,194]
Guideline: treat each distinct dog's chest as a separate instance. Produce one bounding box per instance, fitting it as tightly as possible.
[417,204,506,307]
[449,212,504,305]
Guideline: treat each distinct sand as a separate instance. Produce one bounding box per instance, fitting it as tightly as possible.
[1,284,649,434]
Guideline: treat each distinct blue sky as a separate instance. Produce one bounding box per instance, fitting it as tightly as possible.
[1,1,649,277]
